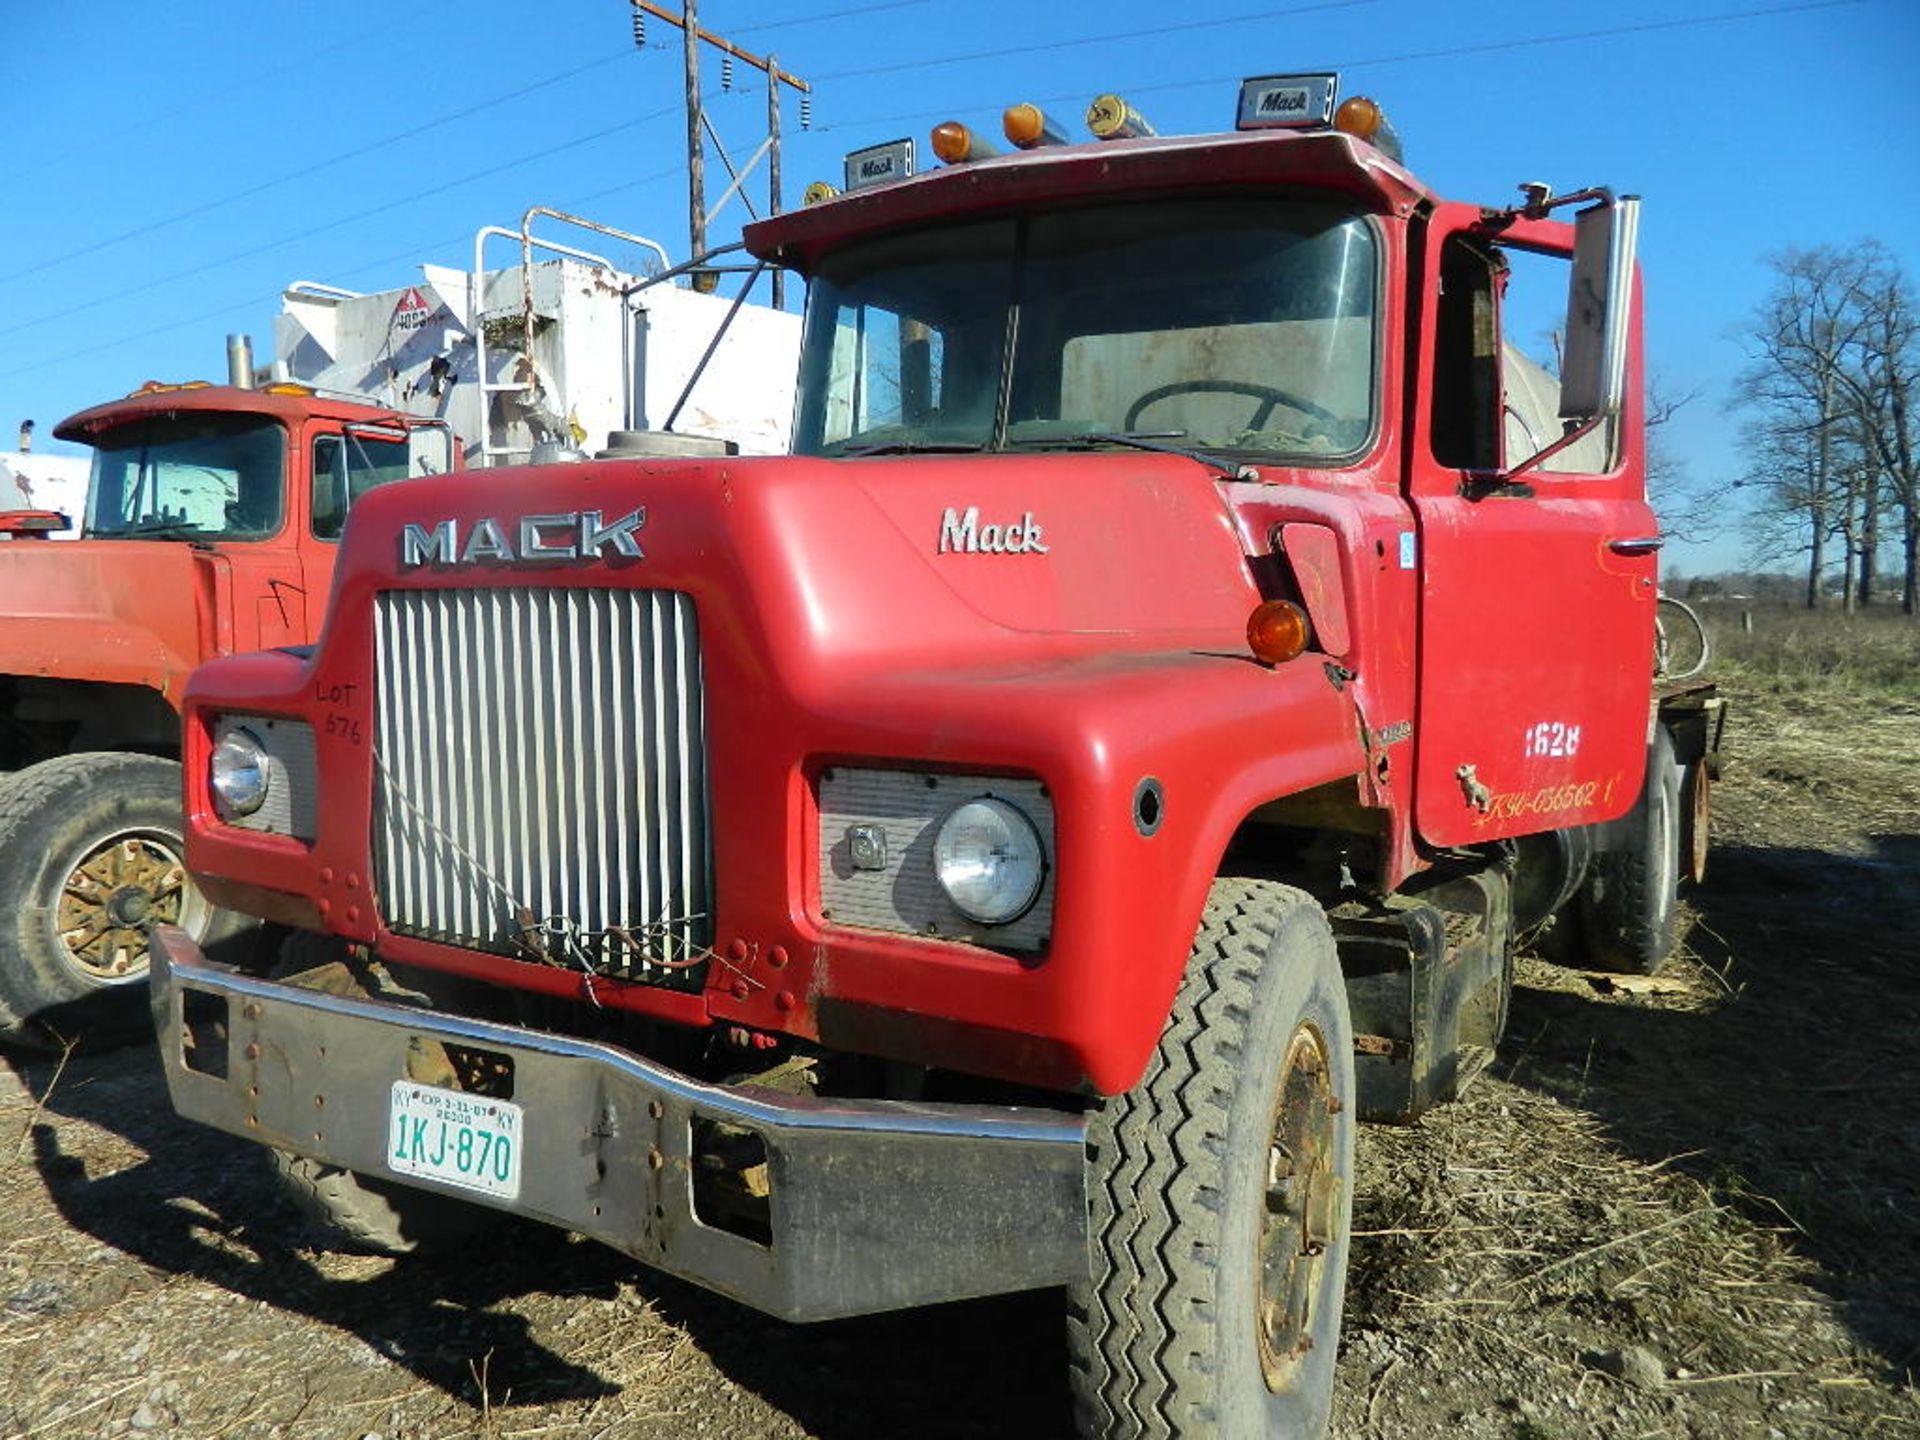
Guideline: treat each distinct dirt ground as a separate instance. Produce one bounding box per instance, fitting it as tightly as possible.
[2,671,1916,1440]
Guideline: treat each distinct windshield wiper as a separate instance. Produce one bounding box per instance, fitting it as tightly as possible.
[1009,430,1255,481]
[839,440,987,458]
[115,518,207,539]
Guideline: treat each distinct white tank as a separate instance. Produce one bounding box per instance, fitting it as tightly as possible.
[273,226,799,467]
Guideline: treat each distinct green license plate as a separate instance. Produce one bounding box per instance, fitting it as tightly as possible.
[387,1081,523,1200]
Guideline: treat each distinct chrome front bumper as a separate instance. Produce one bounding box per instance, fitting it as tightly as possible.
[149,926,1088,1321]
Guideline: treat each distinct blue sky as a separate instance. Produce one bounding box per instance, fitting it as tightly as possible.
[3,0,1915,573]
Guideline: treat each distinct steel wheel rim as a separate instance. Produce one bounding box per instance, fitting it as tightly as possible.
[52,826,208,985]
[1256,1020,1340,1394]
[1687,765,1711,884]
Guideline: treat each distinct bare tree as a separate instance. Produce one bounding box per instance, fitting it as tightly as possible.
[1733,246,1864,607]
[1732,241,1917,614]
[1841,247,1920,615]
[1643,377,1721,544]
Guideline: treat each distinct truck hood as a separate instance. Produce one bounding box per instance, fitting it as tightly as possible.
[0,539,223,697]
[333,452,1266,672]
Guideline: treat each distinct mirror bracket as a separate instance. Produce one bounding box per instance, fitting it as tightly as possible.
[1497,411,1607,485]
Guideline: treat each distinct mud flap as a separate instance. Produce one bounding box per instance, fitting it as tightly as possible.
[1331,870,1513,1123]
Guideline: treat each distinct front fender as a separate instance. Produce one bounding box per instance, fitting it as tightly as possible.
[181,648,326,926]
[1055,651,1368,1093]
[804,647,1368,1094]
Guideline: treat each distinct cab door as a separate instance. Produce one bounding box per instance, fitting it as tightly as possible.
[1407,202,1658,849]
[300,422,451,639]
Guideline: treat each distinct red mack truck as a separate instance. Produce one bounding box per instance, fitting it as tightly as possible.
[150,74,1721,1439]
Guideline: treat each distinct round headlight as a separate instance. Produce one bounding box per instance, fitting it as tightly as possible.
[933,797,1045,926]
[210,728,270,818]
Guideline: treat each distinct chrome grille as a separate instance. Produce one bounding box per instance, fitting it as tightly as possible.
[372,587,711,988]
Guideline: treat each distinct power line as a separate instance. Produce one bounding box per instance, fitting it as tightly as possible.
[2,0,1870,383]
[812,0,1375,83]
[5,2,1341,301]
[0,0,910,294]
[810,0,1866,131]
[727,0,934,35]
[1324,0,1867,81]
[6,1,933,291]
[0,165,690,387]
[15,8,451,182]
[0,104,682,349]
[0,48,636,289]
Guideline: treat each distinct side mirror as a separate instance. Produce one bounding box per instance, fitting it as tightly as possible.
[1558,195,1639,422]
[406,423,454,476]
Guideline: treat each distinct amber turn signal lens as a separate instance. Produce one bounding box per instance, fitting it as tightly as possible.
[1247,599,1312,664]
[1002,102,1054,148]
[931,121,976,164]
[132,379,213,396]
[1333,96,1382,141]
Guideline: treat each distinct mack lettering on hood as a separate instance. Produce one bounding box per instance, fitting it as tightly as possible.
[399,509,646,568]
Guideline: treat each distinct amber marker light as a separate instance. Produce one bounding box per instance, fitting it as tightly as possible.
[931,121,997,164]
[131,380,212,396]
[1333,95,1404,161]
[1333,96,1382,141]
[1003,102,1067,149]
[1247,599,1312,664]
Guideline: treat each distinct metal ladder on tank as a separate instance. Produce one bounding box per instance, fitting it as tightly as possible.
[470,208,672,468]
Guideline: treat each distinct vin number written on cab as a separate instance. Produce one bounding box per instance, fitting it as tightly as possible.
[388,1082,523,1201]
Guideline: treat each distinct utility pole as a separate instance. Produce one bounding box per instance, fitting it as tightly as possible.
[767,53,783,309]
[631,0,810,306]
[682,0,705,264]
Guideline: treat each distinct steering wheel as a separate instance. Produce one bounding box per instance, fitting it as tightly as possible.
[1123,378,1340,434]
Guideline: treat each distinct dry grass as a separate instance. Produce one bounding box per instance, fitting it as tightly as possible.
[1332,625,1920,1438]
[1695,603,1920,699]
[4,605,1919,1440]
[1352,1080,1826,1350]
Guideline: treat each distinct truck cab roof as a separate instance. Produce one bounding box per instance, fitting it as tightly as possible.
[54,384,432,444]
[744,128,1431,271]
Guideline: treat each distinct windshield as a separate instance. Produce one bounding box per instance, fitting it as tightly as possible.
[85,413,286,541]
[793,199,1379,461]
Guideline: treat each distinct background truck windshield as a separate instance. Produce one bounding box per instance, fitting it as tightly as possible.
[85,413,286,541]
[794,199,1378,461]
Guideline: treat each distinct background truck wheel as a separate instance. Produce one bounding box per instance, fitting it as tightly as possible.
[1579,726,1683,974]
[0,752,248,1050]
[1681,758,1713,885]
[1068,879,1354,1440]
[264,930,493,1256]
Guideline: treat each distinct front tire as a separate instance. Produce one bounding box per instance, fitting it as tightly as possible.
[1069,879,1354,1440]
[0,752,249,1049]
[1579,726,1683,974]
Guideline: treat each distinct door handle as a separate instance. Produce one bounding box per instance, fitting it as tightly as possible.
[1608,535,1664,555]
